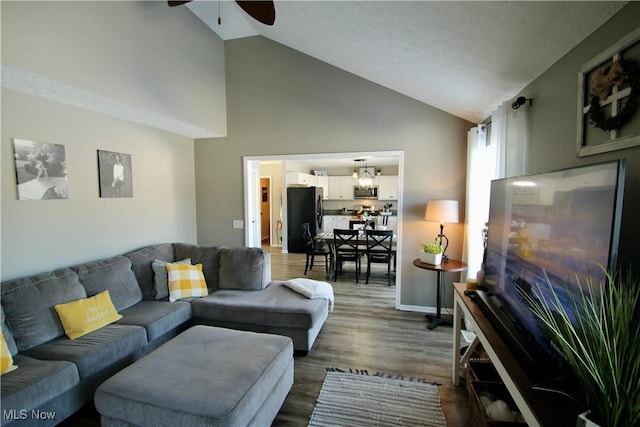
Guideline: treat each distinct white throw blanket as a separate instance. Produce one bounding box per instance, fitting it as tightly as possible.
[283,278,335,312]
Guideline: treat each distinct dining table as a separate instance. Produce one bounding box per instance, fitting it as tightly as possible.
[314,231,397,281]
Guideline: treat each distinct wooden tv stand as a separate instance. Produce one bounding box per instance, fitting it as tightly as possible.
[452,283,578,426]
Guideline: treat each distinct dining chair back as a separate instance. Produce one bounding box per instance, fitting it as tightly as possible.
[365,229,394,286]
[333,228,362,283]
[302,222,330,275]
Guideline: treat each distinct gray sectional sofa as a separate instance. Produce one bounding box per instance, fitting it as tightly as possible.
[1,243,329,427]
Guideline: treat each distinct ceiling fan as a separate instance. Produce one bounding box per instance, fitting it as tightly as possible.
[168,1,275,26]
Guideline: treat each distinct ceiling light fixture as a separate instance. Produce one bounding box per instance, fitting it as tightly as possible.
[353,159,375,188]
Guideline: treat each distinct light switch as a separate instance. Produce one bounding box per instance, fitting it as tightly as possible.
[233,220,244,229]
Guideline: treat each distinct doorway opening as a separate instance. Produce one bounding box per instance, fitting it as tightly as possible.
[260,176,272,244]
[243,150,404,309]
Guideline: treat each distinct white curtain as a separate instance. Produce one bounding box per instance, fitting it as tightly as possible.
[462,100,529,279]
[462,125,495,280]
[493,100,529,179]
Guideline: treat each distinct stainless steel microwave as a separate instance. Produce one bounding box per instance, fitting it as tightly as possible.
[354,186,378,199]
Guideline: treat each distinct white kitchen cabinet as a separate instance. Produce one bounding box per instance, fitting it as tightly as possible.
[328,176,355,200]
[316,176,329,199]
[377,175,399,200]
[336,216,351,230]
[323,215,351,232]
[286,172,317,187]
[323,215,337,233]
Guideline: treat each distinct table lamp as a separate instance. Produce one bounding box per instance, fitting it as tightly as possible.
[424,199,459,261]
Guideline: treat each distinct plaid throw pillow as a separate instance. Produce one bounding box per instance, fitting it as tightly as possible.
[166,263,208,302]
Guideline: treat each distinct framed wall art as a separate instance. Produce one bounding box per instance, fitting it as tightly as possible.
[12,138,68,200]
[97,150,133,198]
[576,28,640,157]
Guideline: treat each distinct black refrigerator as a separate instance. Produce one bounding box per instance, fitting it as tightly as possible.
[287,186,323,253]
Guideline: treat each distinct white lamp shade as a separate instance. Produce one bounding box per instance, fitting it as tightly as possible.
[425,199,459,224]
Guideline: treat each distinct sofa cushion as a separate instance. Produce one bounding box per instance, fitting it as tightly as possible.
[23,324,147,378]
[173,243,224,292]
[1,268,87,352]
[71,256,142,311]
[191,281,326,329]
[0,355,79,413]
[117,301,191,342]
[151,258,191,301]
[124,244,175,300]
[218,247,271,290]
[54,290,123,339]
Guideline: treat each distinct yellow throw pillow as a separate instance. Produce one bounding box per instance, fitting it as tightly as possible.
[166,262,208,302]
[54,290,123,339]
[1,332,18,375]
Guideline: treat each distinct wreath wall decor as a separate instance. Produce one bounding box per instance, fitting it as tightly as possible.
[588,59,640,131]
[576,27,640,157]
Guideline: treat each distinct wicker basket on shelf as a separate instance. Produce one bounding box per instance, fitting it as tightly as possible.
[466,359,527,427]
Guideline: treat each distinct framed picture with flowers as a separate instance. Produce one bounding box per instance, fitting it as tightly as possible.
[576,28,640,157]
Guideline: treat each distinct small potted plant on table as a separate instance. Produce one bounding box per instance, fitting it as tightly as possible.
[420,239,443,265]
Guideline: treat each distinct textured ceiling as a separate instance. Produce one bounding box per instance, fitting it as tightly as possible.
[188,0,627,123]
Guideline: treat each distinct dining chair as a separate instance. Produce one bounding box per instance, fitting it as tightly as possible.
[302,222,330,275]
[333,228,362,283]
[365,229,394,286]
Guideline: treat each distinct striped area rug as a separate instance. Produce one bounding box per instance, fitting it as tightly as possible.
[308,370,448,426]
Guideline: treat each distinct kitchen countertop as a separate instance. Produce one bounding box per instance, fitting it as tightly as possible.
[323,210,396,216]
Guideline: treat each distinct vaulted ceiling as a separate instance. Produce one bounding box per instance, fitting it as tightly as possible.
[186,0,627,124]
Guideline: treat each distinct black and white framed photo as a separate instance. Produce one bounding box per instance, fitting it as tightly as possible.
[98,150,133,198]
[12,138,68,200]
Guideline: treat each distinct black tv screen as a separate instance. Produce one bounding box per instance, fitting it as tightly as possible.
[482,160,625,372]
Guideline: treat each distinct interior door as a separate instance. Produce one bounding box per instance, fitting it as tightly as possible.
[244,159,261,248]
[260,178,271,242]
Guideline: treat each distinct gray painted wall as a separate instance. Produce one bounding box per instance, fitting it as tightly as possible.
[1,1,226,280]
[194,36,472,308]
[515,2,640,270]
[1,91,198,280]
[1,1,226,137]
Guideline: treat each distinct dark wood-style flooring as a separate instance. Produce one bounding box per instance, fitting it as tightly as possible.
[269,246,470,426]
[62,246,470,426]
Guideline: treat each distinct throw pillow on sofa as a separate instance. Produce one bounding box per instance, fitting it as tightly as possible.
[0,332,17,375]
[151,258,191,301]
[54,290,123,339]
[166,263,209,302]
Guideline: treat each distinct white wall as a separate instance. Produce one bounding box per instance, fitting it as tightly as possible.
[0,1,226,280]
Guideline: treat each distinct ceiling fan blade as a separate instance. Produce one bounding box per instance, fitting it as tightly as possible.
[168,1,192,7]
[236,1,275,26]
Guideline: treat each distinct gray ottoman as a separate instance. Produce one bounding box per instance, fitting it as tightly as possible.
[94,325,294,427]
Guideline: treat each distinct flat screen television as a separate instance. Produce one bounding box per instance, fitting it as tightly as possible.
[478,160,625,381]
